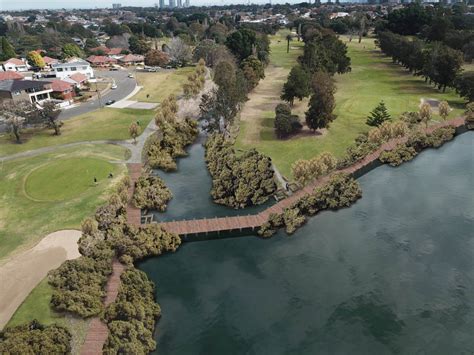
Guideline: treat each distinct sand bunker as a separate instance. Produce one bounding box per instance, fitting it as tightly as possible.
[0,230,81,329]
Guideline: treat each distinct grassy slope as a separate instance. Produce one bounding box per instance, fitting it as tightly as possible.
[0,108,153,157]
[0,144,127,260]
[235,35,466,179]
[132,67,194,103]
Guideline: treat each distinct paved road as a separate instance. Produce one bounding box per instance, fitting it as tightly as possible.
[59,69,137,120]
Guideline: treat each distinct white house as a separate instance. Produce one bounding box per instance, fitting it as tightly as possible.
[51,60,95,80]
[2,58,29,72]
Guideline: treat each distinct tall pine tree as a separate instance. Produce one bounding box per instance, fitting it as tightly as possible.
[366,101,391,127]
[0,37,16,61]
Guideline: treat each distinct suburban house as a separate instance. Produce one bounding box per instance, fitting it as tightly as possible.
[0,79,53,104]
[50,80,75,101]
[118,54,144,66]
[0,71,24,81]
[51,60,94,80]
[43,56,60,67]
[2,58,29,72]
[86,55,117,67]
[64,72,88,88]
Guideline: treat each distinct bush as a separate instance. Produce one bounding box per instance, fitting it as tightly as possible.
[146,118,198,171]
[0,321,71,354]
[132,172,172,211]
[379,144,418,166]
[104,268,160,354]
[258,173,362,236]
[291,152,337,185]
[274,103,302,138]
[205,134,276,208]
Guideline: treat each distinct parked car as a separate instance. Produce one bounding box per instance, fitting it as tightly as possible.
[109,67,119,71]
[105,99,116,105]
[111,83,118,89]
[128,73,134,78]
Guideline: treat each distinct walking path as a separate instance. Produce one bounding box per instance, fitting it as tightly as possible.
[160,117,466,237]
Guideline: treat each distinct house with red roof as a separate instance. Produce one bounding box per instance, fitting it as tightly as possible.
[64,73,89,88]
[50,80,75,101]
[86,55,117,67]
[0,71,24,81]
[2,58,29,72]
[43,56,60,67]
[108,48,124,56]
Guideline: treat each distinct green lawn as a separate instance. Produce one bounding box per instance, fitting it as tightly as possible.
[132,67,195,103]
[236,36,466,179]
[0,144,127,260]
[7,278,90,353]
[0,108,153,157]
[268,29,304,69]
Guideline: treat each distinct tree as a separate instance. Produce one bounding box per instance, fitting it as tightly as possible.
[425,43,463,92]
[144,49,169,67]
[34,102,62,135]
[0,36,16,60]
[26,50,45,69]
[454,72,474,102]
[129,36,151,55]
[419,102,432,127]
[281,65,311,106]
[0,101,34,143]
[286,34,292,54]
[240,55,264,91]
[62,43,83,58]
[129,122,140,143]
[438,101,450,120]
[166,37,192,64]
[305,72,336,132]
[225,28,257,61]
[366,101,391,127]
[274,103,302,138]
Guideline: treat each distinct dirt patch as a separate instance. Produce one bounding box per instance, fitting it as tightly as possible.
[420,98,441,113]
[0,230,81,329]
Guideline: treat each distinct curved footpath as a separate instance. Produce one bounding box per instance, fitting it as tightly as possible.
[0,230,81,329]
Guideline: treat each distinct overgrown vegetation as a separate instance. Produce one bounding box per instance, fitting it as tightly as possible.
[132,171,172,211]
[205,134,276,208]
[0,320,72,354]
[146,97,199,171]
[258,173,362,236]
[103,268,160,354]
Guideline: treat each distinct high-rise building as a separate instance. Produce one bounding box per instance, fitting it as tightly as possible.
[169,0,176,7]
[177,0,182,7]
[112,3,121,8]
[159,0,165,8]
[185,0,190,7]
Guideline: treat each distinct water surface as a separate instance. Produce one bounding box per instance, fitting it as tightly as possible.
[140,132,474,354]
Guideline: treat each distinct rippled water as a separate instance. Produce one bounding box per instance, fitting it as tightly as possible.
[140,132,474,354]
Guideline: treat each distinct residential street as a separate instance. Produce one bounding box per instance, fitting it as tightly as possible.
[59,69,137,120]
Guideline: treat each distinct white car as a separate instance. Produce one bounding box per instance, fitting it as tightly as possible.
[111,84,118,89]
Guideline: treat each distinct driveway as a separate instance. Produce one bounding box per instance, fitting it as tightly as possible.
[59,69,137,120]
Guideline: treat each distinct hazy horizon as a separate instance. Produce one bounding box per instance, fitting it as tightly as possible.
[0,0,327,11]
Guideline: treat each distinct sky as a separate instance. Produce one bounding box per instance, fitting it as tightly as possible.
[1,0,308,11]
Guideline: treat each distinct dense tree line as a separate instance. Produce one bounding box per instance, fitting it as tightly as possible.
[377,31,464,93]
[0,321,72,354]
[259,173,362,236]
[183,59,207,98]
[205,134,276,208]
[132,171,172,211]
[146,96,199,171]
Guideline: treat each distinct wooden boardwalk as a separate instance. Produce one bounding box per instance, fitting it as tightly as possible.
[160,117,466,236]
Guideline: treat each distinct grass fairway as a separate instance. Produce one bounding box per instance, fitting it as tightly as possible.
[7,278,90,352]
[132,67,194,103]
[0,108,153,157]
[25,157,115,201]
[0,144,127,260]
[236,36,466,179]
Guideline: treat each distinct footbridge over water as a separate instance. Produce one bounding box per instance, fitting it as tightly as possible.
[128,118,466,238]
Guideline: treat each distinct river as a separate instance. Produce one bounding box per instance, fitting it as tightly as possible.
[140,132,474,354]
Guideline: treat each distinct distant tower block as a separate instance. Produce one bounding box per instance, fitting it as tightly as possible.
[185,0,190,6]
[112,3,121,8]
[177,0,182,7]
[159,0,165,8]
[169,0,176,7]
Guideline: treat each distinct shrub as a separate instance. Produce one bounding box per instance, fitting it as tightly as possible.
[291,152,337,185]
[205,134,276,208]
[132,172,172,211]
[379,144,418,166]
[274,103,302,138]
[0,321,71,354]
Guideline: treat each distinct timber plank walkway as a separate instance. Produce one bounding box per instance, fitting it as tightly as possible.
[160,117,465,236]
